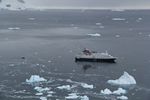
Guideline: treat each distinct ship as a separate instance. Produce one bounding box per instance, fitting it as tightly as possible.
[75,49,117,63]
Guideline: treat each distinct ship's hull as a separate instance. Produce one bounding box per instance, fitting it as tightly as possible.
[75,57,116,63]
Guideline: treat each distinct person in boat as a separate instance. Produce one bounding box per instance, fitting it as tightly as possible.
[83,48,92,55]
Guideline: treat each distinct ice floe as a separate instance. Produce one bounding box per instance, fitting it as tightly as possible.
[80,95,89,100]
[65,93,79,99]
[8,27,20,30]
[35,92,43,96]
[65,93,89,100]
[107,72,136,85]
[100,88,112,95]
[80,83,94,89]
[113,88,127,95]
[26,75,47,83]
[100,88,127,95]
[112,18,126,21]
[87,33,101,37]
[57,85,71,90]
[111,9,125,12]
[66,79,93,89]
[28,18,35,20]
[34,86,50,93]
[136,18,143,22]
[40,97,47,100]
[96,23,102,25]
[115,35,120,38]
[117,95,128,100]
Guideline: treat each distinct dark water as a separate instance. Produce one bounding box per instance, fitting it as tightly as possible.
[0,9,150,100]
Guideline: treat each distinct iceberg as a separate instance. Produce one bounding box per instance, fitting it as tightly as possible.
[96,23,102,25]
[8,27,20,30]
[113,88,127,95]
[34,86,50,92]
[66,79,93,89]
[57,85,71,90]
[65,93,89,100]
[35,92,43,96]
[100,88,112,95]
[107,72,136,85]
[112,18,125,21]
[117,95,128,100]
[80,83,94,89]
[101,88,127,95]
[40,97,47,100]
[80,95,89,100]
[115,35,120,38]
[26,75,47,83]
[87,33,101,37]
[65,93,79,99]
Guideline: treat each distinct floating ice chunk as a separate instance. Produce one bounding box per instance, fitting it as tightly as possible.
[8,27,20,30]
[40,97,47,100]
[96,23,102,25]
[80,83,94,89]
[117,95,128,100]
[35,92,43,96]
[138,18,142,20]
[107,72,136,85]
[65,79,93,89]
[136,18,143,22]
[111,9,125,12]
[28,18,35,20]
[80,95,89,100]
[34,87,50,92]
[65,93,79,99]
[113,88,127,95]
[115,35,120,38]
[99,26,104,28]
[100,88,112,95]
[57,85,71,90]
[26,75,47,83]
[112,18,126,21]
[88,33,101,37]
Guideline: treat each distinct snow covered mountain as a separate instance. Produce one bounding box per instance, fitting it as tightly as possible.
[0,0,30,10]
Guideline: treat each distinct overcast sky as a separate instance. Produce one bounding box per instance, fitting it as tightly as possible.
[25,0,150,9]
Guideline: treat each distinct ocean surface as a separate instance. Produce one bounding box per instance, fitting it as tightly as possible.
[0,9,150,100]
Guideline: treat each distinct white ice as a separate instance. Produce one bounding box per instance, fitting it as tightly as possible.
[80,83,94,89]
[26,75,47,83]
[115,35,120,38]
[8,27,20,30]
[117,95,128,100]
[113,88,127,95]
[28,18,35,20]
[34,86,50,92]
[35,92,43,96]
[57,85,71,90]
[65,93,79,99]
[80,95,89,100]
[96,23,102,25]
[40,97,47,100]
[100,88,112,95]
[66,79,93,89]
[101,88,127,95]
[65,93,89,100]
[107,72,136,85]
[87,33,101,37]
[112,18,126,21]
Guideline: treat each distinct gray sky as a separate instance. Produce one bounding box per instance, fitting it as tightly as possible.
[25,0,150,9]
